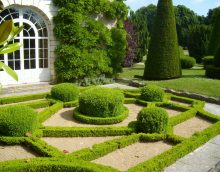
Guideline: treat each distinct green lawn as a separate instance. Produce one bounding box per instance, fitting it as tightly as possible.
[119,64,220,100]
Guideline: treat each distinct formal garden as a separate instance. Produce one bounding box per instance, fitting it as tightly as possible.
[0,0,220,171]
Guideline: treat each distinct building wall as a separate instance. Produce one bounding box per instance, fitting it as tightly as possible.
[0,0,117,84]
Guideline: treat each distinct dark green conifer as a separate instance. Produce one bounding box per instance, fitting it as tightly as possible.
[143,0,181,80]
[207,8,220,55]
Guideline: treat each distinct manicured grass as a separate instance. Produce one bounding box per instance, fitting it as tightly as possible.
[119,64,220,100]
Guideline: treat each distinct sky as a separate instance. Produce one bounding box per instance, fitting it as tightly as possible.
[124,0,220,16]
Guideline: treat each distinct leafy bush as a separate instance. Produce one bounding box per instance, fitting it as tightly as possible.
[180,55,196,69]
[0,105,38,136]
[51,83,79,102]
[137,107,169,134]
[203,56,214,68]
[140,85,165,102]
[79,87,124,118]
[76,75,114,87]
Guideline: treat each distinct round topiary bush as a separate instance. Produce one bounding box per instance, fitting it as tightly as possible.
[0,105,38,136]
[180,55,196,69]
[137,107,169,134]
[51,83,79,102]
[79,87,124,118]
[140,85,165,102]
[206,65,220,79]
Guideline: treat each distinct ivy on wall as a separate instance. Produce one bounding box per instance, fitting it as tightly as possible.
[53,0,128,82]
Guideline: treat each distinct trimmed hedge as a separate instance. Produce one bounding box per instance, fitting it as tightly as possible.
[140,85,165,102]
[137,107,169,134]
[42,127,134,137]
[0,93,47,105]
[38,103,63,123]
[214,46,220,67]
[180,55,196,69]
[51,83,79,102]
[0,105,38,136]
[79,87,124,118]
[203,56,214,68]
[206,65,220,79]
[73,107,128,125]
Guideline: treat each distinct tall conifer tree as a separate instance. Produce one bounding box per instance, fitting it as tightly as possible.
[143,0,181,80]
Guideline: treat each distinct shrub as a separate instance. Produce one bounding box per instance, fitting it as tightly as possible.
[140,85,165,102]
[137,107,169,134]
[180,55,196,69]
[79,87,124,118]
[203,56,214,68]
[206,65,220,79]
[51,83,79,102]
[214,46,220,67]
[0,105,38,136]
[143,0,181,80]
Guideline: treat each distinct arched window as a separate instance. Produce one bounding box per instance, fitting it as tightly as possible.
[0,7,49,71]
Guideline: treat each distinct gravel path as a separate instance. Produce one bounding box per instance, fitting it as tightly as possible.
[0,145,38,162]
[93,141,172,171]
[42,136,119,153]
[163,108,184,117]
[174,116,213,138]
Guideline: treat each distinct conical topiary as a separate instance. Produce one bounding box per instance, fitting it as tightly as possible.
[143,0,181,80]
[207,8,220,55]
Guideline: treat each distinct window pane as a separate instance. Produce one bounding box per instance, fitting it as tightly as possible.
[0,9,9,18]
[11,12,19,19]
[15,50,20,60]
[0,54,4,61]
[44,49,48,59]
[43,28,48,37]
[23,30,29,37]
[15,60,21,70]
[8,61,14,70]
[30,49,35,59]
[30,59,36,69]
[5,15,12,20]
[8,53,14,60]
[44,39,48,48]
[44,59,48,68]
[24,39,29,48]
[39,59,44,68]
[30,39,35,48]
[29,28,35,37]
[38,29,43,37]
[24,60,30,69]
[24,49,29,59]
[39,49,43,58]
[39,39,43,48]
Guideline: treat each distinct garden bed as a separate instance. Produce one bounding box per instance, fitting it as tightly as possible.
[0,90,220,172]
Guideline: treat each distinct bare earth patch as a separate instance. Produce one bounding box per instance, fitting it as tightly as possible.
[43,104,143,127]
[163,108,183,117]
[42,137,118,153]
[93,141,172,171]
[0,145,38,162]
[170,100,191,107]
[174,117,213,137]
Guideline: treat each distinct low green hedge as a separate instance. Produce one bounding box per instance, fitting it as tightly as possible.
[169,109,197,126]
[0,105,38,136]
[51,83,80,102]
[156,102,190,112]
[140,85,165,102]
[180,55,196,69]
[170,95,193,106]
[128,121,220,172]
[137,107,169,134]
[79,87,124,118]
[42,127,134,137]
[63,100,79,107]
[38,103,63,123]
[0,158,118,172]
[0,93,48,105]
[124,98,136,104]
[206,65,220,79]
[73,107,128,125]
[0,136,25,145]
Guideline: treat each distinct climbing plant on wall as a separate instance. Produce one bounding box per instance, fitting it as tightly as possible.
[53,0,128,82]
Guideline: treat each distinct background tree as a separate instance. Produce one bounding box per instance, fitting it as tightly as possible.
[187,24,211,63]
[123,19,138,67]
[207,8,220,55]
[129,9,149,62]
[144,0,181,80]
[175,5,200,47]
